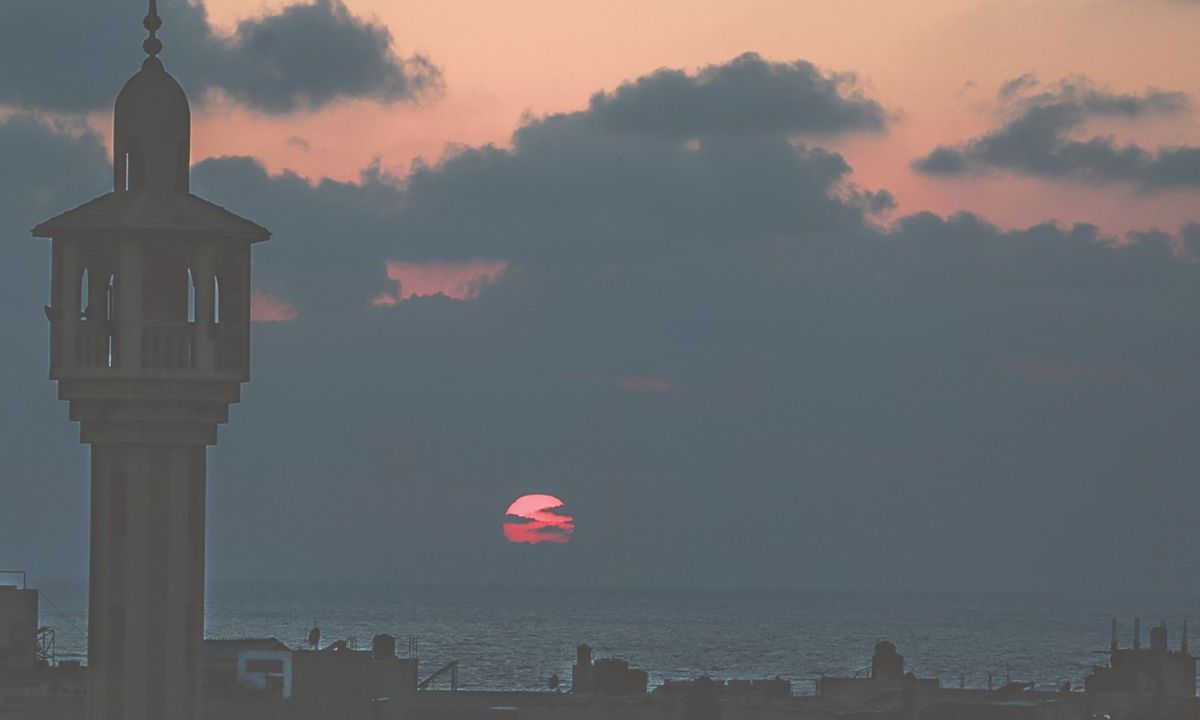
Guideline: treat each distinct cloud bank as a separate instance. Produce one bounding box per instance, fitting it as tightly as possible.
[3,56,1200,592]
[584,52,887,137]
[0,0,441,114]
[913,77,1200,189]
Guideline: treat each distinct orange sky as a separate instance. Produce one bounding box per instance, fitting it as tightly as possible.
[187,0,1199,235]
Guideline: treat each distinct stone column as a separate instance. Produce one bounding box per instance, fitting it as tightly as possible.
[194,245,216,372]
[119,240,144,373]
[87,442,207,720]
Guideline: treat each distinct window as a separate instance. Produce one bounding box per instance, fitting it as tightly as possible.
[123,138,144,191]
[106,273,117,322]
[187,269,197,323]
[79,269,89,317]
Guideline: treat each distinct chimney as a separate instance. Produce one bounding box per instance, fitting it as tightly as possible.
[1183,620,1189,655]
[1133,618,1141,650]
[1111,618,1119,654]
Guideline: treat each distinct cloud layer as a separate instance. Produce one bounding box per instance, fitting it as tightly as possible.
[3,56,1200,592]
[913,77,1200,189]
[584,52,887,137]
[0,0,440,114]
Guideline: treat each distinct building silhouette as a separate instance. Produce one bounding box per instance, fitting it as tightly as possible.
[1086,619,1196,700]
[30,2,270,718]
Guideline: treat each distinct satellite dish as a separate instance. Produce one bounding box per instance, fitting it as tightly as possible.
[308,626,320,649]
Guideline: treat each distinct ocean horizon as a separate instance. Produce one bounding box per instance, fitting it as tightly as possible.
[28,580,1200,695]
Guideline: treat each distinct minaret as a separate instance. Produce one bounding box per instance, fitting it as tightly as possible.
[31,3,270,719]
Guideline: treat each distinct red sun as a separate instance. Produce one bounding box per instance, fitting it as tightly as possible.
[504,494,575,545]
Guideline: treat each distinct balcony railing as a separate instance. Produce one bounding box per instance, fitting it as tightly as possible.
[142,323,195,371]
[214,326,246,374]
[76,321,115,369]
[54,321,248,377]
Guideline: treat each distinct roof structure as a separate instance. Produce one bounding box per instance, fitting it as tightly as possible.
[204,638,292,660]
[32,191,271,242]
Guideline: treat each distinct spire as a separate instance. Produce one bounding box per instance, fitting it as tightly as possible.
[113,0,191,193]
[142,0,164,67]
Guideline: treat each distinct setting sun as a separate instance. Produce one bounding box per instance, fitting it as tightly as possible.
[503,494,575,545]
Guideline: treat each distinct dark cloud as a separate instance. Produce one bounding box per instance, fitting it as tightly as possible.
[5,61,1200,593]
[584,52,887,137]
[0,115,111,580]
[913,77,1199,189]
[202,0,441,113]
[0,115,111,230]
[914,146,969,174]
[0,0,440,114]
[190,77,1200,591]
[998,73,1038,99]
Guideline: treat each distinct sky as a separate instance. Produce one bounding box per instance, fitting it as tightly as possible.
[1,0,1199,592]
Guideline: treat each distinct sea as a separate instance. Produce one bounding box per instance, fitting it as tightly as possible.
[31,582,1200,695]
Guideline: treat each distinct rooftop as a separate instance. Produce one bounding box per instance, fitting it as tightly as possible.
[204,638,291,660]
[32,191,270,242]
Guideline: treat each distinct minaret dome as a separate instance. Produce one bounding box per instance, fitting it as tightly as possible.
[113,0,191,194]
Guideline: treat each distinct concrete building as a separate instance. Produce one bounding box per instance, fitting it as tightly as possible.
[571,644,648,696]
[0,579,85,720]
[29,2,270,718]
[291,635,418,720]
[0,580,38,672]
[204,639,294,699]
[815,640,940,709]
[1085,619,1196,700]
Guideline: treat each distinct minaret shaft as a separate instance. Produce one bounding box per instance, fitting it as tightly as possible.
[87,445,206,720]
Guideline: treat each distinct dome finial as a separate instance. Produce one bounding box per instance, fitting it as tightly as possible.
[142,0,164,66]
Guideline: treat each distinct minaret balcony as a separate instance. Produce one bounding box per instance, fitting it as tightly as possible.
[49,319,249,382]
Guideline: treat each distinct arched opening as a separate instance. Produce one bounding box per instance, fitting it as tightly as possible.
[213,274,221,325]
[141,256,193,369]
[186,269,197,324]
[105,273,118,368]
[122,137,144,192]
[105,273,117,322]
[79,269,89,317]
